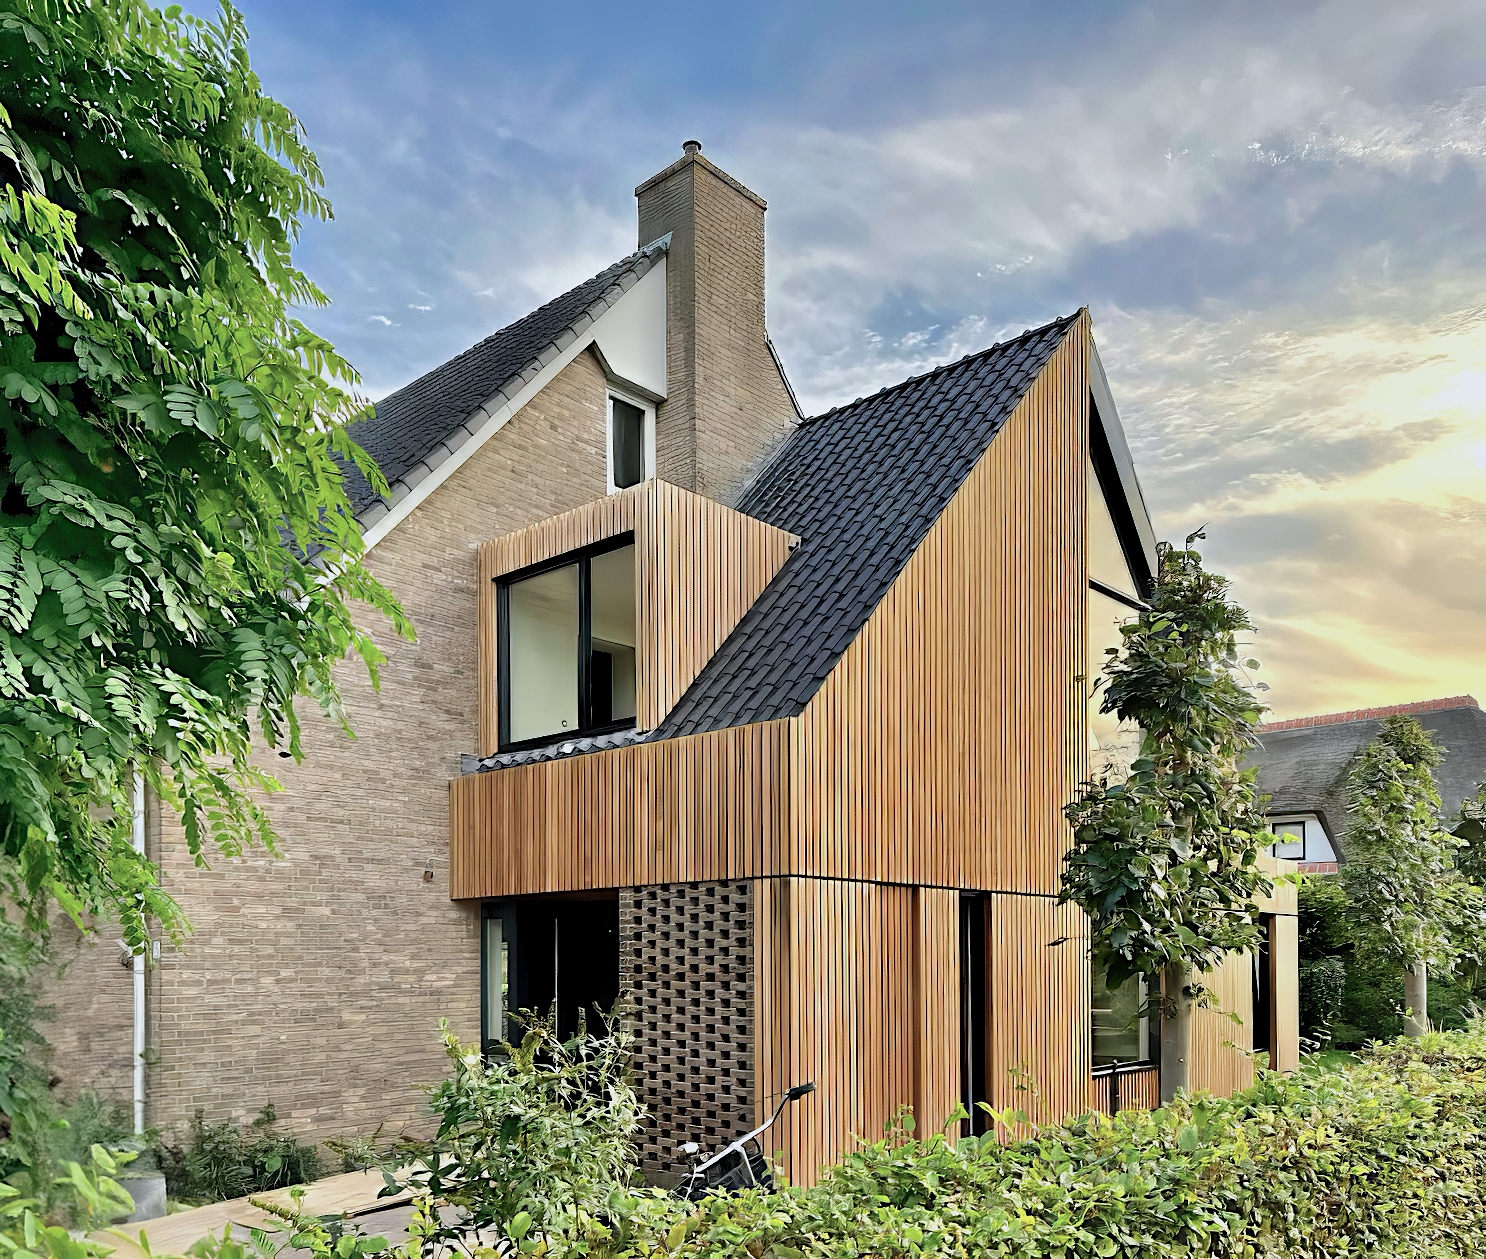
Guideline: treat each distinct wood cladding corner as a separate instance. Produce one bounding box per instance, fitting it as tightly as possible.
[791,316,1090,892]
[754,879,961,1186]
[475,480,796,755]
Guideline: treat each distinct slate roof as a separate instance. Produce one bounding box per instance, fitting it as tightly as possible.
[1245,697,1486,861]
[654,312,1081,739]
[341,236,670,521]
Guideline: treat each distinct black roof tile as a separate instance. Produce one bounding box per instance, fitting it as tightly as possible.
[654,311,1080,739]
[341,241,667,517]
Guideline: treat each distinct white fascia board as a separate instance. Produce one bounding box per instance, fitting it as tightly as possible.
[360,256,667,556]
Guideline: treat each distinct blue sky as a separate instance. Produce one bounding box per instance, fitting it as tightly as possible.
[238,0,1486,719]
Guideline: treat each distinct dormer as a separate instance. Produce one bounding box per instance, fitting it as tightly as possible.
[475,479,797,757]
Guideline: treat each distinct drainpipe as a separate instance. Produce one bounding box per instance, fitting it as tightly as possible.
[132,772,146,1134]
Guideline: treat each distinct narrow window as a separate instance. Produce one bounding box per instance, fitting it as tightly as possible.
[481,906,511,1051]
[1091,960,1148,1066]
[1270,821,1306,861]
[499,537,637,750]
[607,394,654,493]
[1252,914,1275,1062]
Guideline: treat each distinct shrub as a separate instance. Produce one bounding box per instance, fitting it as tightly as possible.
[632,1029,1486,1259]
[390,1010,645,1253]
[1299,954,1346,1041]
[156,1104,322,1204]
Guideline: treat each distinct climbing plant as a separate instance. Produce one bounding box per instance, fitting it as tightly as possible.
[0,0,411,950]
[1059,534,1271,1098]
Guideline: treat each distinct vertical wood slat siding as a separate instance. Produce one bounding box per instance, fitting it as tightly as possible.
[1271,913,1301,1072]
[754,879,961,1185]
[984,893,1092,1131]
[1117,1067,1160,1112]
[475,480,795,755]
[1189,948,1257,1097]
[790,317,1088,893]
[449,721,792,898]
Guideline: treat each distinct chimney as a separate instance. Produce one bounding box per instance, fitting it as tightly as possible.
[636,142,799,505]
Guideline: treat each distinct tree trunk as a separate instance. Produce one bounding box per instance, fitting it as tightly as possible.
[1160,961,1193,1104]
[1402,962,1428,1037]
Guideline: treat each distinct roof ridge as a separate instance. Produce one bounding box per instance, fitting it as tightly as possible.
[800,309,1082,427]
[1258,695,1480,733]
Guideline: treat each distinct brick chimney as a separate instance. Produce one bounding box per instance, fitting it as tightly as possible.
[636,142,800,505]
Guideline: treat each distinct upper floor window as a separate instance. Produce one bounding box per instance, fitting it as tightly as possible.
[1271,821,1306,861]
[498,536,637,749]
[607,392,655,493]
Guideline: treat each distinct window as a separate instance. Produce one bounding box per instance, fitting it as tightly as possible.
[499,536,637,750]
[1271,821,1306,861]
[481,897,619,1050]
[1092,960,1150,1067]
[607,393,655,493]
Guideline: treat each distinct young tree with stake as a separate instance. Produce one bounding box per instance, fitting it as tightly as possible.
[1340,715,1461,1037]
[1060,535,1271,1101]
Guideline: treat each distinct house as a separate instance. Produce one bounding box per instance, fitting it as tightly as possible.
[1248,695,1486,873]
[44,143,1298,1184]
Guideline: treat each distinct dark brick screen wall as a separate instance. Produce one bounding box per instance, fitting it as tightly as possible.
[620,881,754,1177]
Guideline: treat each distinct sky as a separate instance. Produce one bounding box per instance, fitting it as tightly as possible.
[234,0,1486,721]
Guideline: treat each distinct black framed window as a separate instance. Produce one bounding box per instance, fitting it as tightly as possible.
[497,534,637,750]
[1091,958,1152,1067]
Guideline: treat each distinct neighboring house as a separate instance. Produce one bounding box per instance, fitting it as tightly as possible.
[1249,695,1486,873]
[44,144,1298,1184]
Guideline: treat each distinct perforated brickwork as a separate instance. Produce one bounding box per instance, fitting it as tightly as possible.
[620,881,754,1176]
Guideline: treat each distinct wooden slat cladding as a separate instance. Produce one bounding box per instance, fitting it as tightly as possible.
[449,721,792,899]
[1189,948,1256,1097]
[790,316,1088,892]
[475,480,795,754]
[754,878,960,1185]
[1118,1067,1160,1112]
[984,893,1092,1131]
[635,481,797,729]
[1271,913,1301,1072]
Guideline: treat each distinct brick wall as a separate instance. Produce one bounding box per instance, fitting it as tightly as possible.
[129,350,612,1141]
[35,914,136,1112]
[638,151,799,507]
[620,881,754,1179]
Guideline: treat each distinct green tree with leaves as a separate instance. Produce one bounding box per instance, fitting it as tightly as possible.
[0,0,410,953]
[1060,535,1271,1100]
[1340,715,1470,1037]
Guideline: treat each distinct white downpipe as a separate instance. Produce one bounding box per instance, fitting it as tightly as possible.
[131,773,146,1134]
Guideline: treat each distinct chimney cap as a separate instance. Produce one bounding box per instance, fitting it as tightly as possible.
[682,139,702,155]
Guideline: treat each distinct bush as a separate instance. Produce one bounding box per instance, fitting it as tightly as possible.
[156,1104,323,1204]
[392,1011,645,1253]
[634,1029,1486,1258]
[1299,954,1346,1041]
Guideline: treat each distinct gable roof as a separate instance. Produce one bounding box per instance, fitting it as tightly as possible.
[341,237,669,525]
[1246,696,1486,860]
[655,312,1081,739]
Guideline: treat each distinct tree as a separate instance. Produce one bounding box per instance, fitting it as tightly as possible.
[1059,535,1271,1100]
[1339,716,1464,1037]
[0,0,410,951]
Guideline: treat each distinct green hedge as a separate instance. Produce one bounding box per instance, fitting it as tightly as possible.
[646,1029,1486,1258]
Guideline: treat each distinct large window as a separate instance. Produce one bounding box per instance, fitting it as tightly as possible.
[1092,960,1151,1067]
[499,537,637,749]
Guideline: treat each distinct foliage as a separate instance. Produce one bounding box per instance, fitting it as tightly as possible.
[0,0,411,949]
[588,1028,1486,1259]
[1298,955,1346,1041]
[156,1104,321,1205]
[1453,780,1486,886]
[389,1012,645,1255]
[1,1143,134,1254]
[1059,536,1272,994]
